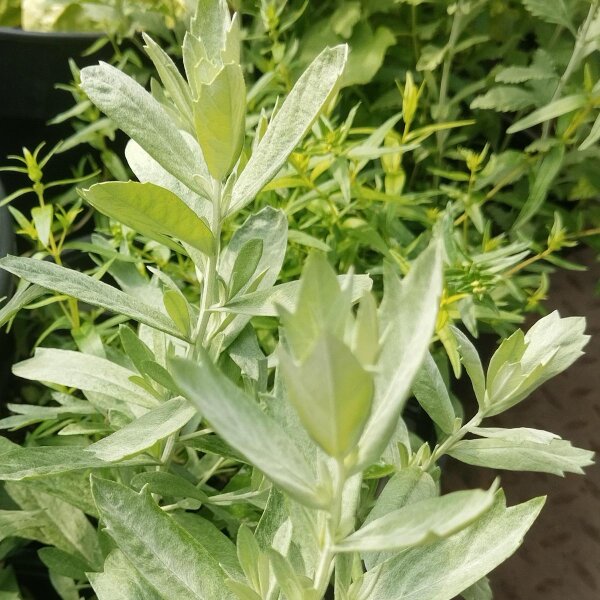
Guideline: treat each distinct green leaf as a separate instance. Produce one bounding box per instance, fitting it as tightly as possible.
[220,274,372,317]
[0,257,183,339]
[470,86,536,112]
[91,477,234,599]
[451,327,486,406]
[173,513,242,581]
[163,289,192,337]
[124,139,210,220]
[5,483,102,568]
[339,485,496,553]
[279,333,373,458]
[362,467,437,568]
[31,205,53,248]
[342,23,395,87]
[0,510,44,542]
[523,0,574,33]
[89,550,163,600]
[0,445,149,480]
[356,241,443,469]
[0,283,45,328]
[362,492,545,600]
[13,348,158,409]
[412,353,456,434]
[514,145,565,228]
[579,111,600,150]
[229,239,263,298]
[81,181,214,256]
[169,353,323,508]
[507,95,587,134]
[38,547,89,580]
[448,431,594,476]
[193,63,246,180]
[495,64,556,84]
[88,397,196,462]
[462,577,493,600]
[230,45,347,214]
[142,33,193,127]
[80,62,207,196]
[486,311,589,415]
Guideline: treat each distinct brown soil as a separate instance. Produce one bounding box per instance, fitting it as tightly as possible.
[445,248,600,600]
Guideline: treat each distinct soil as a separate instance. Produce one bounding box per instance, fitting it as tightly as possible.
[445,248,600,600]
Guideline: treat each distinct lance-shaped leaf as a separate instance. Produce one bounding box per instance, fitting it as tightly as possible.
[0,257,183,339]
[486,311,589,415]
[451,326,486,406]
[88,397,196,462]
[229,45,348,214]
[14,348,158,409]
[169,353,324,508]
[355,240,443,470]
[193,63,246,180]
[142,33,193,126]
[338,485,496,554]
[362,467,437,569]
[89,550,163,600]
[448,429,594,476]
[80,62,207,196]
[80,182,214,256]
[91,478,234,600]
[362,492,545,600]
[412,353,456,434]
[279,333,373,458]
[507,94,585,134]
[0,445,151,480]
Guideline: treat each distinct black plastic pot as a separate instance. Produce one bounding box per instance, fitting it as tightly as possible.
[0,180,16,394]
[0,27,108,194]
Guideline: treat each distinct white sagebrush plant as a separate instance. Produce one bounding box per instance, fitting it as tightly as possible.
[0,1,594,599]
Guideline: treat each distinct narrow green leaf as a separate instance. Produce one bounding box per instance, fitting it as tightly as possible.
[91,477,234,599]
[229,239,263,298]
[356,241,443,469]
[412,353,456,434]
[0,445,150,480]
[514,145,565,228]
[193,63,246,180]
[451,326,486,406]
[339,485,496,553]
[230,45,348,214]
[0,257,183,339]
[142,33,193,126]
[13,348,158,409]
[81,181,214,256]
[170,353,323,508]
[448,434,594,476]
[163,289,192,337]
[507,95,586,134]
[362,492,545,600]
[88,398,196,462]
[579,111,600,150]
[80,62,206,196]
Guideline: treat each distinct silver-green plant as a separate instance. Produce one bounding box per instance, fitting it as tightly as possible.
[0,1,594,598]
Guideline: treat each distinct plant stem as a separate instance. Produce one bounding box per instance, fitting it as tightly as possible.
[424,411,483,470]
[435,2,464,169]
[314,458,346,597]
[541,1,598,140]
[192,180,222,350]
